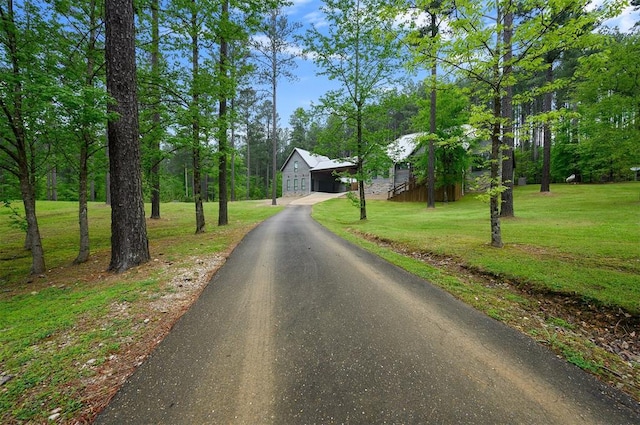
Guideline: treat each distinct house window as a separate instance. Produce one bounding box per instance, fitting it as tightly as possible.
[294,161,299,172]
[286,179,291,191]
[301,178,306,190]
[294,179,298,190]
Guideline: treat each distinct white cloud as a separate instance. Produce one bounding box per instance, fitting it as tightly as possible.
[303,11,328,28]
[290,0,314,7]
[250,34,306,58]
[602,6,639,32]
[285,0,315,16]
[588,1,639,32]
[394,9,430,29]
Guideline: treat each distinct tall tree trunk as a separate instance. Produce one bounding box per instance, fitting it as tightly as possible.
[1,1,45,273]
[75,2,98,264]
[150,0,161,219]
[230,97,236,202]
[490,6,503,248]
[190,2,205,233]
[218,0,230,226]
[48,167,58,201]
[193,146,205,232]
[490,93,503,248]
[540,62,553,192]
[105,141,111,205]
[47,168,51,200]
[271,10,278,206]
[500,9,515,217]
[75,139,90,264]
[105,0,150,272]
[427,11,437,209]
[47,166,58,201]
[357,108,366,220]
[246,122,251,200]
[20,173,45,274]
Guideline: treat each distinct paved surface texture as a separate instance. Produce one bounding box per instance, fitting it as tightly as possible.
[96,205,640,424]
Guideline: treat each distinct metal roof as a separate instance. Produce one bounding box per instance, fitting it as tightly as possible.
[281,148,355,172]
[386,133,426,163]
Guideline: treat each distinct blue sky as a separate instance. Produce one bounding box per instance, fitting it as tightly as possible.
[273,0,640,128]
[273,0,337,126]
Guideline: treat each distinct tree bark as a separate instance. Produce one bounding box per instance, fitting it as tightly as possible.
[218,0,230,226]
[489,4,503,248]
[230,97,236,202]
[540,62,553,193]
[490,93,503,248]
[190,2,205,233]
[246,118,251,200]
[75,2,99,264]
[75,138,90,264]
[500,9,515,217]
[193,145,205,233]
[20,173,45,274]
[270,10,278,206]
[105,0,150,272]
[105,141,111,205]
[357,107,367,220]
[150,0,161,219]
[427,10,437,209]
[1,1,45,273]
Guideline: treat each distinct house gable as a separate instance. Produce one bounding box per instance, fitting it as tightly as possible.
[281,148,318,197]
[281,148,356,197]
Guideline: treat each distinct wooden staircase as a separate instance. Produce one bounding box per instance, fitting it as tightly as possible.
[388,178,462,202]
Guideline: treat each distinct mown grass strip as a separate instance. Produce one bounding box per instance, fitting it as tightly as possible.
[312,183,640,313]
[312,183,640,400]
[0,200,282,423]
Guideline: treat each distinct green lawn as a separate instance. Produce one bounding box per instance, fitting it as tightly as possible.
[0,200,280,284]
[313,183,640,314]
[1,184,639,421]
[0,200,282,422]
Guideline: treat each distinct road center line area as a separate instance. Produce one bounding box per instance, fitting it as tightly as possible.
[95,206,640,424]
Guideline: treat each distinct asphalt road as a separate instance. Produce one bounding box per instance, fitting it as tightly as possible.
[96,205,640,424]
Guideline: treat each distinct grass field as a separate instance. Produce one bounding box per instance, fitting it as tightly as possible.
[0,184,638,421]
[0,200,281,285]
[0,200,282,422]
[313,183,640,314]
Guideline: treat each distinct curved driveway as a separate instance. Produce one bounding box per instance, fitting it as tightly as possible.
[96,205,640,424]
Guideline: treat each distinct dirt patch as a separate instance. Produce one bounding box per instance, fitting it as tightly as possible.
[75,254,224,423]
[0,249,227,424]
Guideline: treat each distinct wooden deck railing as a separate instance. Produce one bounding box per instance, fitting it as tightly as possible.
[387,178,418,199]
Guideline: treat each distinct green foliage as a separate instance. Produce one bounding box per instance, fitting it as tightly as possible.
[0,283,144,420]
[0,200,282,421]
[300,0,406,218]
[313,183,640,313]
[411,83,472,190]
[1,200,27,233]
[515,149,543,183]
[288,107,316,151]
[552,340,601,373]
[546,316,576,330]
[571,31,640,182]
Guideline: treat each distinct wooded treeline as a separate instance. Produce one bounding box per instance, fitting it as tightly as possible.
[0,0,290,205]
[290,0,639,247]
[1,0,638,273]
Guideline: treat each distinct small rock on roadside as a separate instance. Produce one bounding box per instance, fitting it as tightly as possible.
[0,374,14,386]
[48,408,62,421]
